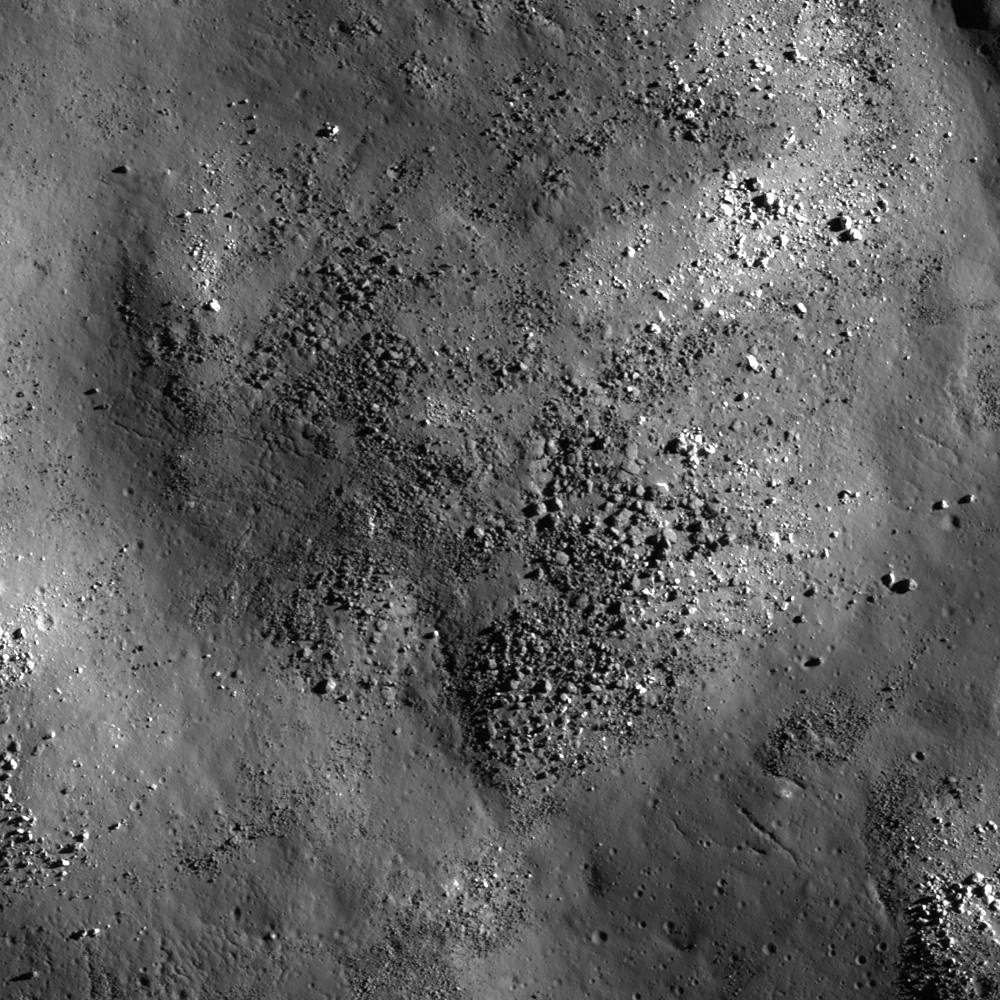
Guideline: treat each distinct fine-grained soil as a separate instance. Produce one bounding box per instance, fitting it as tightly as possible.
[2,0,1000,997]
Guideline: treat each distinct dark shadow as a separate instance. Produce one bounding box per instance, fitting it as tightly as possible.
[952,0,1000,31]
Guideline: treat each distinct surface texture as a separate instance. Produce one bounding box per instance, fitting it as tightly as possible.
[0,0,999,997]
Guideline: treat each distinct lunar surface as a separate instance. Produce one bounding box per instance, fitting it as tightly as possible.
[2,0,1000,996]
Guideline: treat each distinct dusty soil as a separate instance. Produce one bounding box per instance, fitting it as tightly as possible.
[1,0,1000,997]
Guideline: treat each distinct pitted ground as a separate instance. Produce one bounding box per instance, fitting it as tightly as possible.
[0,0,999,997]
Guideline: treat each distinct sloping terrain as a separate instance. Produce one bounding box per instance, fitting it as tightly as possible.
[1,0,1000,997]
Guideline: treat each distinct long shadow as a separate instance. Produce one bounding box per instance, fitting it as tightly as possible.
[952,0,1000,31]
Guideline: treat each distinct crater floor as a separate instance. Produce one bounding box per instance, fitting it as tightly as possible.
[2,0,1000,997]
